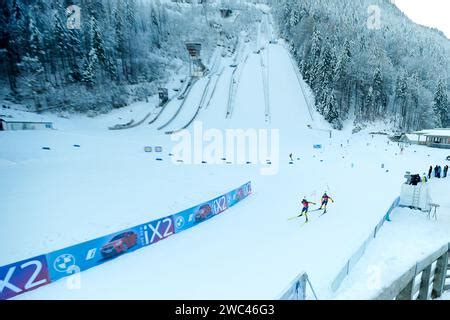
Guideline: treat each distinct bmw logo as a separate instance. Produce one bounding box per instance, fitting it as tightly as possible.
[53,254,76,273]
[176,216,185,228]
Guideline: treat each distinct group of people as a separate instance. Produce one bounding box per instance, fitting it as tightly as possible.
[426,164,449,181]
[298,192,334,223]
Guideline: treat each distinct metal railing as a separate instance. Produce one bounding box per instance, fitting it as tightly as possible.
[286,47,314,122]
[279,197,400,299]
[279,272,318,300]
[331,197,400,292]
[376,243,450,300]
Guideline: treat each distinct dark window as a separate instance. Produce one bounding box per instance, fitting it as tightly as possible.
[111,234,126,241]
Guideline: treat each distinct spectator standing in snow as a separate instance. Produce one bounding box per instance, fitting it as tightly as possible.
[438,165,442,178]
[428,165,433,179]
[422,174,428,183]
[434,165,439,178]
[289,153,293,162]
[444,165,448,178]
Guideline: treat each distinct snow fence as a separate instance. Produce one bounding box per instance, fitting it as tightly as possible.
[279,272,318,300]
[0,181,252,300]
[280,197,400,299]
[330,197,401,293]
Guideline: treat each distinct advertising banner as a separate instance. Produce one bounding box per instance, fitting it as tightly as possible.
[0,182,251,300]
[172,195,229,233]
[0,255,50,300]
[172,181,251,233]
[227,181,252,208]
[46,215,174,282]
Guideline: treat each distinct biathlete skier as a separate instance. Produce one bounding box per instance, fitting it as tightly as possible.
[299,197,316,223]
[319,192,334,214]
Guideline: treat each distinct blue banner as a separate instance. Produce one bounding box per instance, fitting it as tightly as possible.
[0,255,50,300]
[227,182,252,208]
[0,182,252,300]
[46,215,174,281]
[172,182,251,233]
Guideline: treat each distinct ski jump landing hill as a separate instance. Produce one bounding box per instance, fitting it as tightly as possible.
[0,182,252,300]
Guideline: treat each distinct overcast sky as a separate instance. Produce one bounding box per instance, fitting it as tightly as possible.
[393,0,450,38]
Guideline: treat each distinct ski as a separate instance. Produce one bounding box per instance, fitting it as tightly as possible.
[287,214,302,221]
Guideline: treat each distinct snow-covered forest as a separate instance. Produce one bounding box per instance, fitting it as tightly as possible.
[0,0,258,114]
[272,0,450,131]
[0,0,448,131]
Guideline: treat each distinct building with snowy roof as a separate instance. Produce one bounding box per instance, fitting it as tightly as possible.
[0,118,53,131]
[399,133,427,145]
[421,129,450,149]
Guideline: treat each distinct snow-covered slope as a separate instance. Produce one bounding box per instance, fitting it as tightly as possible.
[1,17,449,300]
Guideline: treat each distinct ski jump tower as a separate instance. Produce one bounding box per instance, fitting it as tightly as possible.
[186,42,207,77]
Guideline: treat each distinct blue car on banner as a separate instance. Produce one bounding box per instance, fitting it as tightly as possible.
[46,226,144,282]
[172,204,214,233]
[227,182,252,207]
[0,182,251,299]
[46,215,174,282]
[172,182,251,233]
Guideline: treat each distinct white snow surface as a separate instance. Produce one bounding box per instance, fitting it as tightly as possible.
[335,179,450,299]
[1,29,449,300]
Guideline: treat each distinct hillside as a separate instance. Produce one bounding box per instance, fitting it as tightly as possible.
[271,0,450,131]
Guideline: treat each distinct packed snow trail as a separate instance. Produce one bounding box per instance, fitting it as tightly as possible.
[109,98,171,130]
[164,76,213,134]
[164,49,223,134]
[156,77,203,130]
[260,47,270,122]
[204,67,225,109]
[226,53,249,119]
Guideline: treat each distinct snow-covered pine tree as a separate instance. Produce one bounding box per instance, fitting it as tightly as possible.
[323,90,342,129]
[332,40,352,116]
[433,79,449,127]
[54,13,68,82]
[363,86,374,121]
[90,16,107,69]
[82,48,98,88]
[372,66,387,117]
[272,0,450,131]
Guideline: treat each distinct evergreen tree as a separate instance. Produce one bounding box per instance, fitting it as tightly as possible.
[333,40,351,84]
[29,18,43,60]
[82,48,98,88]
[372,66,386,117]
[433,79,449,127]
[66,28,82,82]
[323,90,342,129]
[90,16,107,68]
[364,86,374,120]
